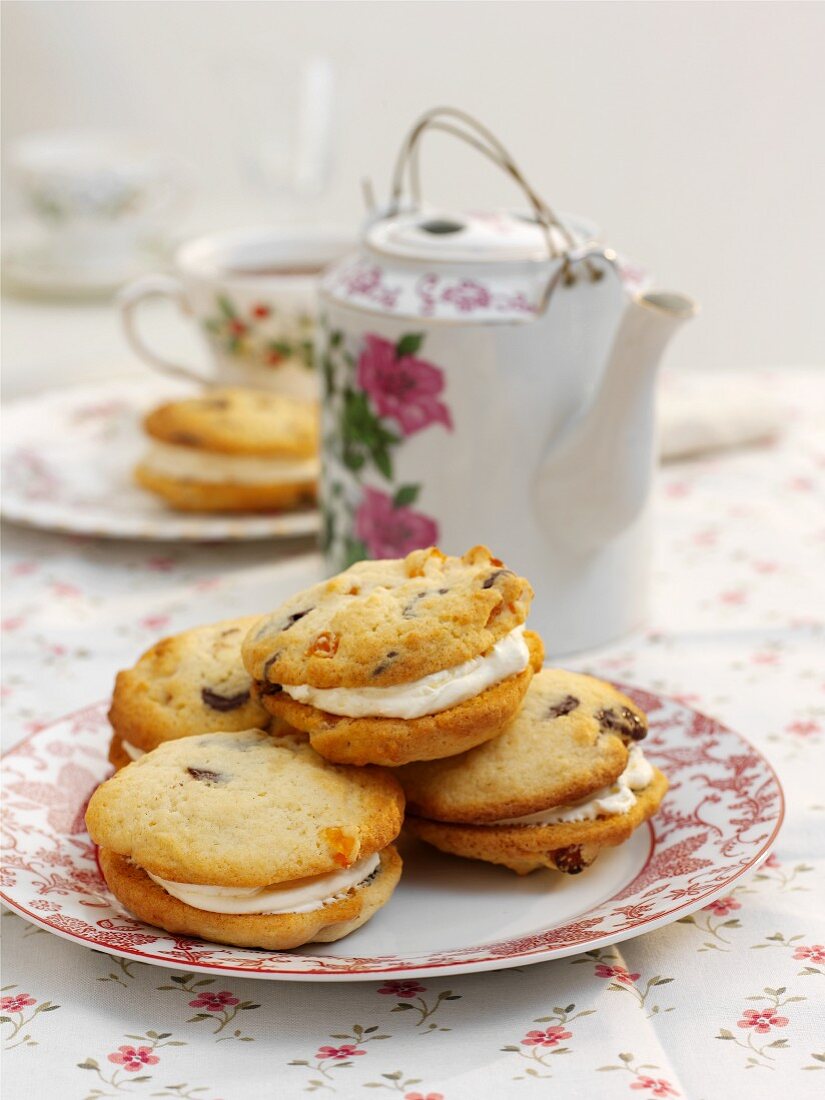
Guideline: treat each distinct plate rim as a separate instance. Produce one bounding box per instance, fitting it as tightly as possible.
[0,694,786,982]
[0,377,321,542]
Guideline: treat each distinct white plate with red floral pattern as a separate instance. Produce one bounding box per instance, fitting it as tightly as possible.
[0,379,319,542]
[0,687,783,981]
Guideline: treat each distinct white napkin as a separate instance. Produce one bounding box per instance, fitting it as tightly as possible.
[658,371,784,462]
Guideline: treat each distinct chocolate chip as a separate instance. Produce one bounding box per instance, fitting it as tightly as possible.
[547,695,580,719]
[482,569,513,589]
[259,681,283,696]
[402,588,447,618]
[170,431,200,447]
[371,650,399,677]
[282,609,311,632]
[262,653,281,681]
[186,767,225,784]
[552,845,590,874]
[201,687,251,712]
[359,864,381,887]
[596,706,646,741]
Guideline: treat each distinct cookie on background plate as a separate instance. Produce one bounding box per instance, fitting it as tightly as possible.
[243,545,543,766]
[108,616,270,768]
[86,730,404,950]
[399,667,667,875]
[135,388,319,512]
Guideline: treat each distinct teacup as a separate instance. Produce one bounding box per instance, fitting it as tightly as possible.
[10,129,184,271]
[119,227,352,399]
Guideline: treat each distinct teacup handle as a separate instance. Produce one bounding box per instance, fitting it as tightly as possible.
[119,273,213,385]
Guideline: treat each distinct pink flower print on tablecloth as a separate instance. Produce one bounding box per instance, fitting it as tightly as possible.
[1,993,36,1012]
[377,980,426,998]
[315,1044,366,1060]
[595,963,640,984]
[719,589,747,606]
[703,895,741,916]
[787,720,821,737]
[793,944,825,963]
[139,614,170,631]
[107,1045,160,1071]
[355,487,439,559]
[357,334,452,436]
[406,1093,444,1100]
[630,1077,680,1098]
[188,990,240,1012]
[736,1008,789,1033]
[521,1025,573,1047]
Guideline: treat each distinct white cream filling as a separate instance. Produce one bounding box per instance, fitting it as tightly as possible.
[281,625,530,719]
[141,441,319,486]
[493,745,655,825]
[145,852,380,915]
[121,739,144,761]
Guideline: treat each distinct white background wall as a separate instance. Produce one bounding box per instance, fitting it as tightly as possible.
[3,0,824,371]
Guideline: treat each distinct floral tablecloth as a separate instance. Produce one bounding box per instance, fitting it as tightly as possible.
[2,370,824,1100]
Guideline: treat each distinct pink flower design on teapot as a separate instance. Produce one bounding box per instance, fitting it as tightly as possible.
[355,487,439,559]
[357,333,453,436]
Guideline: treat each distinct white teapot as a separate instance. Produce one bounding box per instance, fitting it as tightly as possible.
[319,109,696,654]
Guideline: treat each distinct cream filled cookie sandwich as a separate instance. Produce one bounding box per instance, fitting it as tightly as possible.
[107,617,271,769]
[399,668,667,875]
[242,546,544,766]
[86,730,404,950]
[135,388,318,512]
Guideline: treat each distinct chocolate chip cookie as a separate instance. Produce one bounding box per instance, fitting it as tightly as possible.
[242,546,543,765]
[399,668,667,874]
[108,617,270,768]
[87,729,404,950]
[135,387,318,513]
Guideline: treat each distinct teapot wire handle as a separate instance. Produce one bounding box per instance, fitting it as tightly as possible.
[388,106,573,259]
[386,106,613,303]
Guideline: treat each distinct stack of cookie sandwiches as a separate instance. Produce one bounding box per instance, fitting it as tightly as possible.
[398,668,667,875]
[242,546,544,766]
[89,543,668,952]
[135,387,319,513]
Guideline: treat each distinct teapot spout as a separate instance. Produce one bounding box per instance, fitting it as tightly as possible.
[535,288,697,551]
[634,290,698,346]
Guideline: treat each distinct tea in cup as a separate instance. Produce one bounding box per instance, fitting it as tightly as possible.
[119,226,352,399]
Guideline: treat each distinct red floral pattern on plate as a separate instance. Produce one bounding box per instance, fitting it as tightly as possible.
[0,690,783,979]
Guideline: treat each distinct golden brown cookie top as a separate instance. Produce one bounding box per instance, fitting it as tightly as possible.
[242,546,534,690]
[86,730,405,887]
[143,388,318,458]
[396,668,648,823]
[108,617,270,752]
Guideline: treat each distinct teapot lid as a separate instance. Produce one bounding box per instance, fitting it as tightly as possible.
[366,208,592,265]
[322,108,631,321]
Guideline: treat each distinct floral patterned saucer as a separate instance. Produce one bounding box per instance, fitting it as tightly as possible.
[1,379,320,541]
[0,687,783,981]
